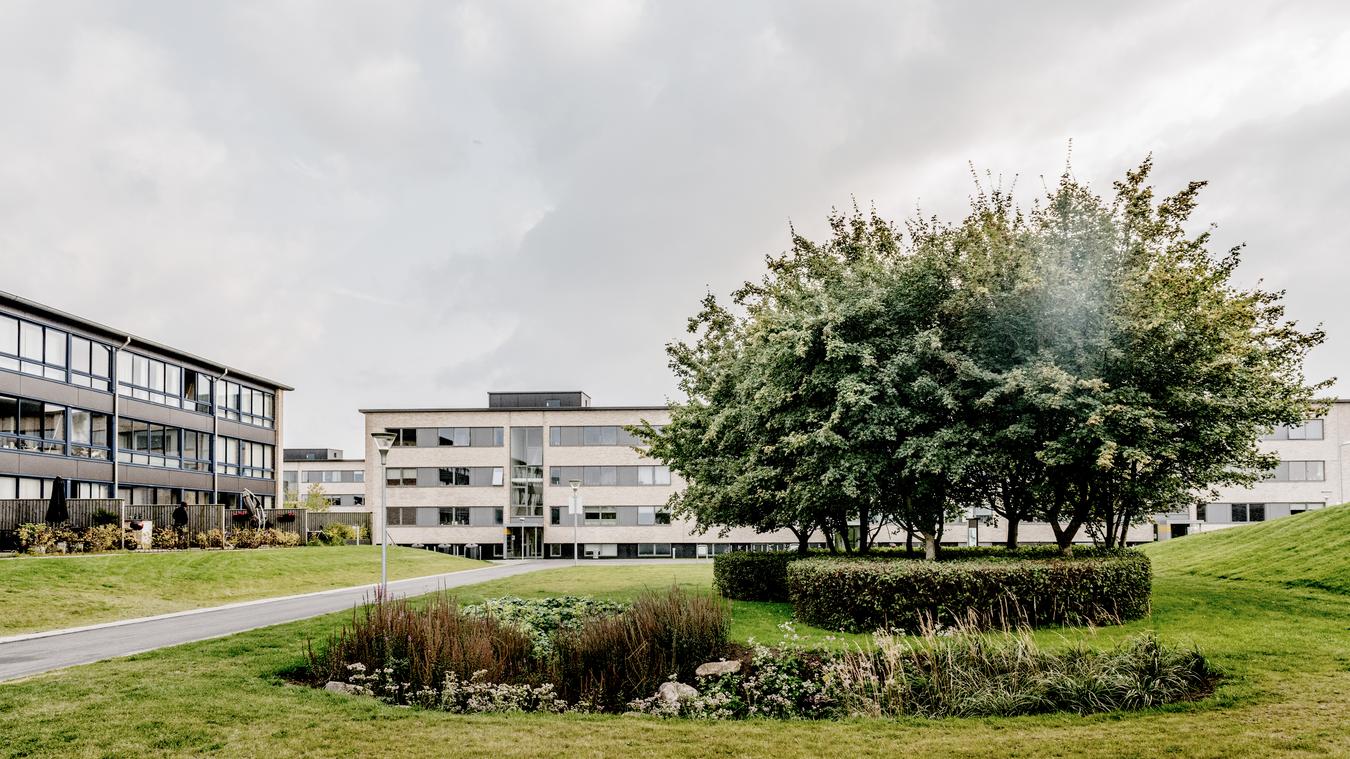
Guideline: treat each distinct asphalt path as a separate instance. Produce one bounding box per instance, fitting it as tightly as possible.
[0,558,706,683]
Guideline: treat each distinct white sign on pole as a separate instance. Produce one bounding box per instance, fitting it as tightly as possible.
[568,494,583,515]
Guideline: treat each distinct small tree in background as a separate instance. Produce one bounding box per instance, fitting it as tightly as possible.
[301,483,330,513]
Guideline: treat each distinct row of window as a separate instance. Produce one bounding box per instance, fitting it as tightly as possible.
[286,469,365,484]
[550,505,672,525]
[380,425,663,449]
[1197,502,1322,523]
[548,465,672,487]
[215,380,275,428]
[0,395,111,459]
[217,438,276,479]
[0,314,113,388]
[117,353,214,414]
[385,506,503,526]
[548,425,660,447]
[117,419,212,471]
[0,475,109,499]
[388,427,504,447]
[1260,420,1325,441]
[0,312,278,430]
[1265,460,1324,482]
[385,467,505,487]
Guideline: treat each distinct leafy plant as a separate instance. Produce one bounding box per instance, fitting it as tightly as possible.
[461,596,627,658]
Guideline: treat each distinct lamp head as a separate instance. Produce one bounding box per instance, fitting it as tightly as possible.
[568,479,581,491]
[371,431,397,463]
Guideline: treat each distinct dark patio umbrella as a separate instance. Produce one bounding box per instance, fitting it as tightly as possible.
[45,476,69,524]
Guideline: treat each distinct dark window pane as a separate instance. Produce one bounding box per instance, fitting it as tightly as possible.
[583,426,603,445]
[561,427,581,446]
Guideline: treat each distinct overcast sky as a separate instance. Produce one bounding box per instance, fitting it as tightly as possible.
[2,1,1348,455]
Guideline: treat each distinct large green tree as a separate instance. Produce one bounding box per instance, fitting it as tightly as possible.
[645,158,1327,557]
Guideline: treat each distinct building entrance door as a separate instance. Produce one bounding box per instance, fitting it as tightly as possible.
[507,526,543,559]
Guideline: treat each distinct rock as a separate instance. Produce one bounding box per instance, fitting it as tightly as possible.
[695,660,742,678]
[656,681,699,705]
[324,681,362,696]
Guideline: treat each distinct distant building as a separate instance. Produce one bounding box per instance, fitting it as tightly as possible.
[0,290,289,507]
[1157,402,1347,539]
[360,390,1152,559]
[282,448,365,511]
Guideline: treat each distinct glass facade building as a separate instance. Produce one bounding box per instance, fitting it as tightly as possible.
[0,291,289,507]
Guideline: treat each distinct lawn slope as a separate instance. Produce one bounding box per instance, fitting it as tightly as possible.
[0,528,1347,758]
[1144,503,1349,594]
[0,546,486,635]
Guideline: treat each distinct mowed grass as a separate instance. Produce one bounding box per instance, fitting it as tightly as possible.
[0,547,486,635]
[1146,503,1350,594]
[1,514,1348,758]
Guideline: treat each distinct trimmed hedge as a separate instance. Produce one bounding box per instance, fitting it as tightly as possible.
[787,552,1151,632]
[713,545,1131,603]
[713,551,800,601]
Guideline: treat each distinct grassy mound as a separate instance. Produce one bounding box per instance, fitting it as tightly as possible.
[1145,504,1349,594]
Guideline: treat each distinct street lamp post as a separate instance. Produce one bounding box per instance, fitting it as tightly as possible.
[371,431,397,595]
[569,479,581,566]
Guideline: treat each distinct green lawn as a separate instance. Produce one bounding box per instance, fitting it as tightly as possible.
[1,511,1348,758]
[0,546,486,635]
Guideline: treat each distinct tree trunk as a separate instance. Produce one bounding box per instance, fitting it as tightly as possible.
[1005,516,1020,551]
[857,502,870,554]
[921,530,938,561]
[905,524,915,557]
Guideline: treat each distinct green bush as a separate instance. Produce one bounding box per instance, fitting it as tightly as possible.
[712,551,800,601]
[713,545,1134,602]
[787,552,1152,632]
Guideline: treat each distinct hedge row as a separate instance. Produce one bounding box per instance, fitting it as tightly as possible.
[712,545,1129,603]
[713,551,800,601]
[786,552,1152,632]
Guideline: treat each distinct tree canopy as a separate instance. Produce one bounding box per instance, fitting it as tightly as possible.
[639,158,1327,556]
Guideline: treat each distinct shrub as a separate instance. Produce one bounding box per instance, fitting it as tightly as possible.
[310,523,358,546]
[194,529,226,549]
[787,552,1152,632]
[308,593,536,703]
[17,523,55,553]
[713,551,800,601]
[81,524,122,552]
[552,587,730,710]
[90,509,119,527]
[229,528,301,549]
[713,546,1131,602]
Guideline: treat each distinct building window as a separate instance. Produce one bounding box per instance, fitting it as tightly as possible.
[550,507,562,525]
[410,466,503,487]
[117,352,214,414]
[388,427,504,447]
[386,468,418,487]
[1231,503,1267,523]
[494,508,503,525]
[584,506,617,525]
[638,543,672,557]
[549,465,671,486]
[0,396,86,455]
[215,380,274,428]
[549,425,661,447]
[1261,420,1325,441]
[549,543,562,557]
[1196,504,1207,522]
[637,506,671,525]
[1266,461,1326,482]
[0,315,73,382]
[439,507,470,526]
[216,438,275,479]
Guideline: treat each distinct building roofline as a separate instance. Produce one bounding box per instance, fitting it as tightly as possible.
[1,289,293,391]
[360,405,669,414]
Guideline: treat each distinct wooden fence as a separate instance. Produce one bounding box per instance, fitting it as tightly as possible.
[0,500,372,549]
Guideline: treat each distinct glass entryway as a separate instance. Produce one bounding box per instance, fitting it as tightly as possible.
[506,525,543,559]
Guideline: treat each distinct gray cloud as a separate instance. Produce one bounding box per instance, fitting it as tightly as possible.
[1,0,1346,454]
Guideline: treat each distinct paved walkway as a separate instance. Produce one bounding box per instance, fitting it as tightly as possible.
[0,561,565,682]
